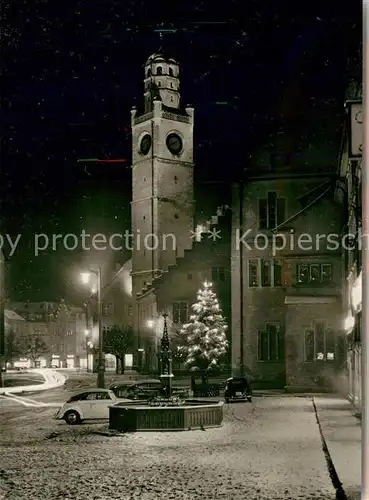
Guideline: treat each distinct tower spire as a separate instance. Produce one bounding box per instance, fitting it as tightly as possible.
[143,52,181,112]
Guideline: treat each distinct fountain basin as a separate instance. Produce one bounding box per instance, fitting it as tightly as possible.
[109,400,224,432]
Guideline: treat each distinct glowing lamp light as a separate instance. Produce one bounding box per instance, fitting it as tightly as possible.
[343,313,355,333]
[80,272,91,284]
[351,271,362,312]
[147,320,154,329]
[84,329,89,337]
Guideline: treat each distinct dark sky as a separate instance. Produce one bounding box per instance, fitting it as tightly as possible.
[1,0,362,301]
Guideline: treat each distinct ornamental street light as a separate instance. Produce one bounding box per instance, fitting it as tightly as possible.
[80,268,104,388]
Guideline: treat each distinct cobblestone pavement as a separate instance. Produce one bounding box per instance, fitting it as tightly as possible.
[0,397,336,500]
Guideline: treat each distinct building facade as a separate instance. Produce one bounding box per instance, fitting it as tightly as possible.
[231,163,346,390]
[84,260,134,371]
[337,83,363,411]
[8,301,85,368]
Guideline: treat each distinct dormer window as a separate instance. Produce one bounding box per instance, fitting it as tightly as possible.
[169,67,174,76]
[156,66,162,75]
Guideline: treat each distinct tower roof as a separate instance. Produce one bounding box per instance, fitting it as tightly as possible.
[145,52,178,66]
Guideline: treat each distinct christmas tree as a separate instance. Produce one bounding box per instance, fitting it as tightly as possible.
[179,281,228,373]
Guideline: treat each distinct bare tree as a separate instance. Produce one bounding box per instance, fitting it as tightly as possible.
[4,328,22,368]
[23,335,48,367]
[103,325,134,374]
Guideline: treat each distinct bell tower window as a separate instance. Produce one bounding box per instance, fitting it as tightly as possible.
[156,66,162,75]
[169,67,173,76]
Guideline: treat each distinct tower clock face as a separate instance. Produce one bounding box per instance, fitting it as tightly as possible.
[139,134,152,155]
[166,133,183,155]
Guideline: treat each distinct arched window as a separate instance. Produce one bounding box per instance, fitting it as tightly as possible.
[156,66,162,75]
[158,81,161,87]
[147,68,151,77]
[169,67,173,76]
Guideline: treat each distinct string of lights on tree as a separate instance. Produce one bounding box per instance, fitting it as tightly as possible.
[178,281,228,372]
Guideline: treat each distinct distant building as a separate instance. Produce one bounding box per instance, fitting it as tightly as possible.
[85,260,134,371]
[231,138,346,390]
[8,301,85,368]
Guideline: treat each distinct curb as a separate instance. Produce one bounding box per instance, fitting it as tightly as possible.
[312,397,348,500]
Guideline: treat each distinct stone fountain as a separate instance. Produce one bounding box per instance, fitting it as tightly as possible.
[109,314,224,432]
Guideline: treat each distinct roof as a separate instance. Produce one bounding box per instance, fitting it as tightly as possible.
[4,310,26,321]
[145,52,178,65]
[162,104,189,117]
[71,388,110,396]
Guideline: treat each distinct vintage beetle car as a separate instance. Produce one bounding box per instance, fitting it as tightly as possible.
[224,377,252,403]
[54,388,131,425]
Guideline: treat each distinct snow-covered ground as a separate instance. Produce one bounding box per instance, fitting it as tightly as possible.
[0,396,337,500]
[0,369,66,394]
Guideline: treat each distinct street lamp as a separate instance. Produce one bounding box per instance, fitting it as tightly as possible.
[84,329,90,372]
[80,268,104,388]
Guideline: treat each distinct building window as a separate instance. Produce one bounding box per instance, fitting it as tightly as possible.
[258,192,286,229]
[249,259,282,287]
[169,67,173,76]
[172,302,188,324]
[305,322,335,361]
[187,273,192,280]
[297,264,332,285]
[274,260,282,286]
[156,66,162,75]
[248,260,258,287]
[174,214,179,219]
[158,81,161,86]
[258,323,283,361]
[102,303,113,316]
[174,176,178,183]
[261,260,271,287]
[212,267,226,282]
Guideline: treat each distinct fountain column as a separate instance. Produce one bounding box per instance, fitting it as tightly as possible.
[159,313,173,398]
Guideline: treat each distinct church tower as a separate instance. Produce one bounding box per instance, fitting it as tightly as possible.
[131,53,195,299]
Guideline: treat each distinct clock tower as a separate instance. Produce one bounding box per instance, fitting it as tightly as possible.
[131,53,195,299]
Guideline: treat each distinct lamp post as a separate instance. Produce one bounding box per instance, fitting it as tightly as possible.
[80,268,104,388]
[158,313,173,398]
[84,329,90,372]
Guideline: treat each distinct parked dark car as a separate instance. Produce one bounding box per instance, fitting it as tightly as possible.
[224,377,252,403]
[109,379,189,400]
[191,380,220,397]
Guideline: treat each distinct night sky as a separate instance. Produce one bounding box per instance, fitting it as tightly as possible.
[1,1,362,301]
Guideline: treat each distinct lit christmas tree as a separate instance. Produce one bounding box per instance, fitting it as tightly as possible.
[179,281,228,374]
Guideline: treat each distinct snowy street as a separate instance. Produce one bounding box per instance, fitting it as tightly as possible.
[0,395,340,500]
